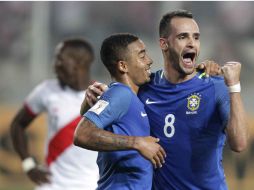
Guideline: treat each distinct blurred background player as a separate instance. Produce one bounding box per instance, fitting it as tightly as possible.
[74,33,166,190]
[10,38,99,190]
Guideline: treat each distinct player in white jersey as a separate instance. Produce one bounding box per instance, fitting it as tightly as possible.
[10,38,99,190]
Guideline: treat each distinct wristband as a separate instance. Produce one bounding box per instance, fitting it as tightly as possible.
[228,82,241,93]
[22,157,36,173]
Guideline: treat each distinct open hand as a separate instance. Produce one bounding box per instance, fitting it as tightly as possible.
[134,136,166,168]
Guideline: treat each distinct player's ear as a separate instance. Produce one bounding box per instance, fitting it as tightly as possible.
[118,61,128,73]
[159,38,168,51]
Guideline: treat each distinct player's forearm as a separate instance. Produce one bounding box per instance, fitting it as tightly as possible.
[10,108,35,160]
[74,118,138,151]
[10,120,30,160]
[226,93,249,152]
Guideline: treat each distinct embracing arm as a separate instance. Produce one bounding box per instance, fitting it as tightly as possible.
[80,82,108,115]
[74,118,166,168]
[74,118,137,151]
[196,60,221,76]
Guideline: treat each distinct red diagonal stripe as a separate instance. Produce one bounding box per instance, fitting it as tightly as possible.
[46,116,81,166]
[24,103,37,117]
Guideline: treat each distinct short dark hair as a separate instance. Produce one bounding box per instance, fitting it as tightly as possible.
[59,38,94,60]
[100,33,139,76]
[159,10,193,38]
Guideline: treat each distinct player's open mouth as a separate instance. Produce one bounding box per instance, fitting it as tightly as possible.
[182,52,196,68]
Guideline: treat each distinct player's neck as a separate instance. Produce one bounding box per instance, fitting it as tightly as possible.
[163,61,196,84]
[113,76,139,94]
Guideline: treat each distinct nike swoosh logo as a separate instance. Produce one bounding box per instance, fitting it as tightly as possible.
[141,112,147,117]
[145,98,159,105]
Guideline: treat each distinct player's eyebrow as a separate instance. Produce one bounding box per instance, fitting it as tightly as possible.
[176,32,200,37]
[193,33,200,37]
[176,32,188,37]
[138,49,146,55]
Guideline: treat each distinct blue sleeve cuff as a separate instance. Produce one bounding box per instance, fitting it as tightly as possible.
[84,112,104,129]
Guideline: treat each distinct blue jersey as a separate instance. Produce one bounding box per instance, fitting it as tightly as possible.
[85,82,153,190]
[138,70,230,190]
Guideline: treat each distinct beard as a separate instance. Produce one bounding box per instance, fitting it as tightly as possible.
[167,46,196,76]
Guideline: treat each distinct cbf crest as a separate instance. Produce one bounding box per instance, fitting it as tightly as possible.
[186,93,201,114]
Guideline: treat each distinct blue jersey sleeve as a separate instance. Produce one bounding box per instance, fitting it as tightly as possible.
[84,84,132,129]
[213,77,230,128]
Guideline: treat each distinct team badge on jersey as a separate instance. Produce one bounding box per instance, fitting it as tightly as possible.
[89,100,109,115]
[186,93,201,114]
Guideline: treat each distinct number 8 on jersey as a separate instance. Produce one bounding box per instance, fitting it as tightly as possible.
[163,114,175,138]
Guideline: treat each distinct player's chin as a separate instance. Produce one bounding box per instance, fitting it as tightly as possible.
[138,77,150,86]
[182,66,195,75]
[187,68,195,73]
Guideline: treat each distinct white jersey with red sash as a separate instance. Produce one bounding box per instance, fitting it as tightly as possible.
[25,79,98,190]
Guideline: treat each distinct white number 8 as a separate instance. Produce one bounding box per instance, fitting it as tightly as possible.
[163,114,175,138]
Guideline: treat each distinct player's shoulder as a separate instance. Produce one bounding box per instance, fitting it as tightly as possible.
[209,76,226,87]
[197,73,225,85]
[199,75,228,94]
[101,82,133,103]
[98,82,133,111]
[209,75,225,82]
[29,79,61,97]
[42,78,60,88]
[35,78,58,89]
[107,82,132,95]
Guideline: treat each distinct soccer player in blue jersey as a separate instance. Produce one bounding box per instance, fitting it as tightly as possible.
[137,10,248,190]
[74,33,166,190]
[80,10,248,190]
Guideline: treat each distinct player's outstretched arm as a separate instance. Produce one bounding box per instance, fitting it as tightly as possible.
[222,62,249,152]
[80,82,108,115]
[74,118,166,168]
[10,107,51,185]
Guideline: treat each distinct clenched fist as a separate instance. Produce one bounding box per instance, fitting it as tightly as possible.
[221,62,241,86]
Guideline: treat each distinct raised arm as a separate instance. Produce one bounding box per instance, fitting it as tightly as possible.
[74,118,166,168]
[222,62,249,152]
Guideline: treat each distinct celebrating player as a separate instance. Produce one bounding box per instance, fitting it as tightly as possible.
[138,10,248,189]
[81,10,248,190]
[74,33,166,190]
[10,38,99,190]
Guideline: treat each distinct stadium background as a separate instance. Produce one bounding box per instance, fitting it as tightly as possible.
[0,1,253,190]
